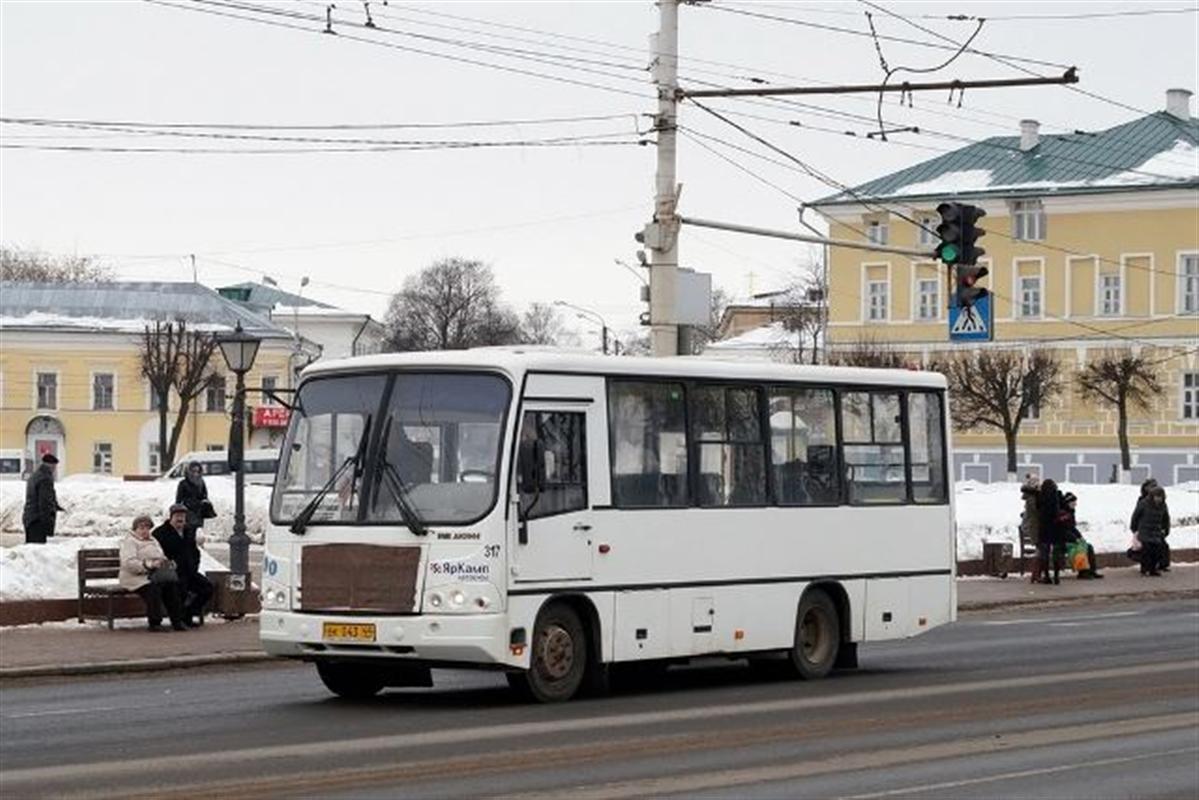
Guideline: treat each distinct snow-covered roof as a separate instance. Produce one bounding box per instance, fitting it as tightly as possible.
[812,111,1199,206]
[706,321,803,351]
[0,280,296,338]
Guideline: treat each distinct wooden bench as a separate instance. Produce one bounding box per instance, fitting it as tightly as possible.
[77,548,136,629]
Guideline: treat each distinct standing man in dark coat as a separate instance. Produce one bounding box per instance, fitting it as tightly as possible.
[22,453,64,544]
[153,504,214,625]
[1036,478,1065,585]
[175,461,211,534]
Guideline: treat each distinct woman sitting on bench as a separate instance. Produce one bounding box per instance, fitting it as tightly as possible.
[119,515,187,632]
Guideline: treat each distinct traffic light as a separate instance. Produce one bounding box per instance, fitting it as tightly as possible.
[935,202,986,266]
[954,264,990,309]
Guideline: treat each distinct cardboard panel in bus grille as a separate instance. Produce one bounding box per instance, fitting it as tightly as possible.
[300,544,420,613]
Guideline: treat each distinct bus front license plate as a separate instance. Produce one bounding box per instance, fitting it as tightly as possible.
[323,623,376,642]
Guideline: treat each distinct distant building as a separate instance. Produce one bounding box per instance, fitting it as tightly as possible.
[0,281,316,476]
[807,89,1199,484]
[706,288,826,363]
[218,282,385,361]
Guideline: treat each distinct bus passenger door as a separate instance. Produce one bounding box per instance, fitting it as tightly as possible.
[513,405,594,583]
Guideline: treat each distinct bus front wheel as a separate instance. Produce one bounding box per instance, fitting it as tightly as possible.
[316,662,386,699]
[511,603,587,703]
[789,590,840,680]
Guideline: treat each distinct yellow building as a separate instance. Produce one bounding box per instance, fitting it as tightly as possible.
[0,281,317,477]
[809,89,1199,484]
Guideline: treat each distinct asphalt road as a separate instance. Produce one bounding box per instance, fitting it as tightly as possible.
[1,598,1197,799]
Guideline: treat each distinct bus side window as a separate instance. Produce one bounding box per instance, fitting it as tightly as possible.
[519,411,587,519]
[908,392,948,504]
[769,388,839,505]
[842,391,906,505]
[691,386,765,507]
[608,381,690,508]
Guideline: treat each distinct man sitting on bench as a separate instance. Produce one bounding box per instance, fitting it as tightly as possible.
[153,504,213,627]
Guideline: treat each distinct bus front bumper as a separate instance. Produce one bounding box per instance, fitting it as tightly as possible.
[260,610,519,667]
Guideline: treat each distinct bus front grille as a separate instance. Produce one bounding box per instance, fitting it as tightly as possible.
[299,544,420,613]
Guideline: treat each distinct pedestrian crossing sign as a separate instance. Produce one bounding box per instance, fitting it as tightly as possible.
[949,293,993,341]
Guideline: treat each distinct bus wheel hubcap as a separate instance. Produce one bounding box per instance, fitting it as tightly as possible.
[801,611,830,663]
[541,626,574,680]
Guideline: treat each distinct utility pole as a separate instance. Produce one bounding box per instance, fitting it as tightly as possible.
[647,0,680,357]
[190,254,197,283]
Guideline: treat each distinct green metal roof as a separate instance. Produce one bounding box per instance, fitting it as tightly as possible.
[812,111,1198,206]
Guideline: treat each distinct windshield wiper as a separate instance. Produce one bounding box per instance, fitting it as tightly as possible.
[289,415,372,535]
[374,416,429,537]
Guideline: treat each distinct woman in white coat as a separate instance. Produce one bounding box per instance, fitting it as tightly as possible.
[119,515,187,631]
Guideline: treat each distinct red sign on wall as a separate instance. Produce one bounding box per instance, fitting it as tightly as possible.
[253,406,291,428]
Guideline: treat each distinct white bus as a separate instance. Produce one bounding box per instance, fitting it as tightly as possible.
[260,349,955,702]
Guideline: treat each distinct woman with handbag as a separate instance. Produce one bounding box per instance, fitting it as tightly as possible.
[119,515,187,631]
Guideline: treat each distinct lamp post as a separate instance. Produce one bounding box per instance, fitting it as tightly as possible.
[554,300,611,355]
[217,322,261,586]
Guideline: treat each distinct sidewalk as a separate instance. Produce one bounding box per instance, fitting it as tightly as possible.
[1,566,1194,679]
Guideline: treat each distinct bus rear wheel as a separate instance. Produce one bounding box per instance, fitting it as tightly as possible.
[316,662,386,699]
[511,603,587,703]
[788,589,840,680]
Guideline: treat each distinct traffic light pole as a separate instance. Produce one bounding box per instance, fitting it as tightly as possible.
[678,215,934,259]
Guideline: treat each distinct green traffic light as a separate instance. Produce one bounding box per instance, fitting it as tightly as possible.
[940,243,960,263]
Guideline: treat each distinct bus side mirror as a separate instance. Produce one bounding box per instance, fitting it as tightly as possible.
[517,440,545,495]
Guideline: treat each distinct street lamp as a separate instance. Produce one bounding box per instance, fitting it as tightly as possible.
[554,300,611,355]
[217,322,261,585]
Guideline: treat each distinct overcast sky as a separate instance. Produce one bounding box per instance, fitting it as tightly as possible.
[2,0,1196,344]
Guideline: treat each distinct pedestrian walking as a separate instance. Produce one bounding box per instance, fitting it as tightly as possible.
[152,504,214,625]
[1131,485,1170,577]
[119,515,187,631]
[175,461,214,533]
[1060,492,1103,579]
[1019,475,1044,583]
[21,453,64,544]
[1036,478,1066,584]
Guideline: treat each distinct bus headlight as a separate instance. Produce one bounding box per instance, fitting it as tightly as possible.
[427,592,444,609]
[261,584,289,609]
[450,589,466,608]
[424,584,500,614]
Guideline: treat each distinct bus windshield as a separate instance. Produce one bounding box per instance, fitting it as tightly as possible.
[272,372,510,527]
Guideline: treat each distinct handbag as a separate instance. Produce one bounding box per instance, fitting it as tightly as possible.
[200,500,217,520]
[149,562,179,584]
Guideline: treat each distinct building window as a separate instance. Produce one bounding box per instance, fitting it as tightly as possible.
[92,373,115,411]
[866,220,889,245]
[148,384,167,411]
[261,375,279,406]
[1184,373,1199,420]
[917,215,937,247]
[147,442,162,475]
[1181,254,1199,314]
[36,372,57,410]
[1021,401,1041,421]
[867,280,888,321]
[92,442,113,474]
[1100,273,1122,316]
[205,376,227,413]
[916,278,940,320]
[1019,276,1042,318]
[1011,199,1045,241]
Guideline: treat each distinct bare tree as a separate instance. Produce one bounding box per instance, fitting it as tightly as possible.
[1076,351,1163,482]
[933,349,1062,480]
[772,278,828,365]
[138,321,218,471]
[519,302,577,346]
[384,258,521,351]
[829,334,911,369]
[1,246,112,282]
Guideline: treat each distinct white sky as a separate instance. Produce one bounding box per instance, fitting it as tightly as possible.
[2,1,1196,346]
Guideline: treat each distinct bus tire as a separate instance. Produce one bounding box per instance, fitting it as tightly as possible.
[514,603,588,703]
[316,662,385,699]
[789,589,840,680]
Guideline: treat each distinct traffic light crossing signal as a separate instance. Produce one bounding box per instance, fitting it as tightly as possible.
[935,202,986,266]
[954,264,989,309]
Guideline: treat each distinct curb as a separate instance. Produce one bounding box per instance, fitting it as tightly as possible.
[0,651,276,680]
[958,587,1199,612]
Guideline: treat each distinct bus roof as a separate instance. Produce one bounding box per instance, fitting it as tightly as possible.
[303,348,947,389]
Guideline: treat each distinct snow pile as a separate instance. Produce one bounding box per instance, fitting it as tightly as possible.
[954,480,1199,560]
[0,476,273,543]
[0,535,228,601]
[1094,140,1199,186]
[0,312,233,333]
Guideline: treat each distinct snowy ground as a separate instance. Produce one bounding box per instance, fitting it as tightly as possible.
[0,535,230,602]
[0,475,273,543]
[1,479,1195,601]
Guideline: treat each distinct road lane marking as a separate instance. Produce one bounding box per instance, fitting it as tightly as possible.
[2,659,1196,787]
[978,611,1142,626]
[486,714,1199,800]
[836,745,1199,799]
[3,704,142,720]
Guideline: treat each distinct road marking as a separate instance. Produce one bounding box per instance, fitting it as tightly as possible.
[2,659,1195,787]
[979,610,1141,626]
[837,746,1199,799]
[487,715,1199,800]
[3,704,142,720]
